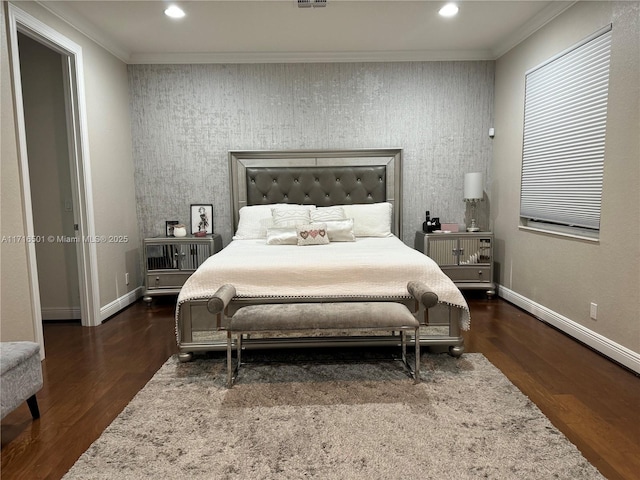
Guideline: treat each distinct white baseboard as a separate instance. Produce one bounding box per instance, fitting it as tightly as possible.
[498,285,640,374]
[41,306,81,320]
[100,287,144,322]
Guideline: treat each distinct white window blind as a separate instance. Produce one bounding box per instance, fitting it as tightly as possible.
[520,25,612,232]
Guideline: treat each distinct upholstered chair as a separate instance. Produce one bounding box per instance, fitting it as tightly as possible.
[1,342,43,420]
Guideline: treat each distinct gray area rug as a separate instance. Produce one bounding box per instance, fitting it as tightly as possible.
[63,351,603,479]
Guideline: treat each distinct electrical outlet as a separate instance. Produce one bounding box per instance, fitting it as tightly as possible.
[590,302,597,320]
[125,272,130,285]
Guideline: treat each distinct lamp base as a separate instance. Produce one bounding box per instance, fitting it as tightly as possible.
[467,217,480,232]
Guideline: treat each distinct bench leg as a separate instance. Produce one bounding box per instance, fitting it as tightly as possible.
[414,327,421,384]
[227,331,233,388]
[401,330,407,366]
[26,394,40,419]
[226,332,243,388]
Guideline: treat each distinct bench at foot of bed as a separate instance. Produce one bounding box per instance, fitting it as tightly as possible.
[204,282,440,387]
[226,301,421,387]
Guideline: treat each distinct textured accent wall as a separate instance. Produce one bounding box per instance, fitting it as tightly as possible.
[128,61,494,244]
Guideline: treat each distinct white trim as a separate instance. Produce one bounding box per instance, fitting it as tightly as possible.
[6,4,44,358]
[129,50,494,65]
[38,0,577,65]
[36,0,130,63]
[99,287,143,322]
[41,307,81,321]
[519,224,599,243]
[498,285,640,374]
[7,4,101,338]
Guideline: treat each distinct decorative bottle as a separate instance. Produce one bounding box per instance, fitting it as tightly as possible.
[422,211,432,233]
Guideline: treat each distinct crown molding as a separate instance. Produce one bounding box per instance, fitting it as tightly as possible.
[35,1,131,63]
[35,0,577,65]
[129,49,495,64]
[492,1,577,59]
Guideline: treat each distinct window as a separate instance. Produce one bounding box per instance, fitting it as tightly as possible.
[520,25,612,239]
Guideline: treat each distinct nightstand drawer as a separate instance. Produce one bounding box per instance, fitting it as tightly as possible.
[442,266,491,283]
[147,273,192,289]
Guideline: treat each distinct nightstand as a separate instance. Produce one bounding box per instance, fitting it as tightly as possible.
[143,234,223,304]
[415,231,495,298]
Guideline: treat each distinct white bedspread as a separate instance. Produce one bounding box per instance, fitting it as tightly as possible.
[177,236,470,330]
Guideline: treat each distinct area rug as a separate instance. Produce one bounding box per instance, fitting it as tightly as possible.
[63,351,603,479]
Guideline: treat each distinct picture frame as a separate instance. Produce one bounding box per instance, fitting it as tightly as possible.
[190,204,213,235]
[165,220,179,237]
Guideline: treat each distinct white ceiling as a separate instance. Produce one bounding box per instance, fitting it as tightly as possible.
[40,0,575,64]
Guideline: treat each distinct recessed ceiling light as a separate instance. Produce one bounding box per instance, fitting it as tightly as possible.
[439,3,459,18]
[164,5,185,19]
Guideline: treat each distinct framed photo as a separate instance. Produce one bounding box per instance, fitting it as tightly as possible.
[165,220,179,237]
[190,204,213,235]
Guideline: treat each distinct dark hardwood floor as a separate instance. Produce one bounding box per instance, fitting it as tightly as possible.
[2,294,638,479]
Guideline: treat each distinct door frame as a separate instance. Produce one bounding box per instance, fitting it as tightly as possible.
[6,4,101,355]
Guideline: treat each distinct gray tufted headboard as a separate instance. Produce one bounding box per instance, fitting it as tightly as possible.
[229,149,403,238]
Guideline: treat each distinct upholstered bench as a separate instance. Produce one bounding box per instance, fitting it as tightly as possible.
[1,341,43,420]
[207,282,438,388]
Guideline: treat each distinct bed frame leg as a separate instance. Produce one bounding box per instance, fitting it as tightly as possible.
[449,345,464,357]
[178,352,193,363]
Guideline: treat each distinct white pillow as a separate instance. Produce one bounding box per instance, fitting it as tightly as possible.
[341,202,393,237]
[266,227,298,245]
[234,204,279,239]
[325,218,356,242]
[272,206,312,228]
[310,206,346,222]
[234,204,314,239]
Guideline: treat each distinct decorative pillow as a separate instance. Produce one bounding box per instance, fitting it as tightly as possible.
[272,206,312,228]
[234,204,314,239]
[341,202,393,237]
[325,218,356,242]
[310,206,346,222]
[266,227,298,245]
[296,223,330,246]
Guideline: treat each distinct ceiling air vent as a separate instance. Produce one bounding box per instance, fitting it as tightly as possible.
[298,0,326,8]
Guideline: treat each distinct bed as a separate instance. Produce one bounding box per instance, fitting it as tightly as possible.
[175,149,470,361]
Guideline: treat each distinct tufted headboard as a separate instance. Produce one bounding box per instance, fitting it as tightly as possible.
[229,149,403,238]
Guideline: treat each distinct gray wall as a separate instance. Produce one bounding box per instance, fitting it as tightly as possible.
[1,4,34,342]
[128,62,495,244]
[493,1,639,354]
[1,1,140,344]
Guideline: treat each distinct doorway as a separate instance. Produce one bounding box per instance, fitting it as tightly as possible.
[17,32,82,323]
[7,4,101,359]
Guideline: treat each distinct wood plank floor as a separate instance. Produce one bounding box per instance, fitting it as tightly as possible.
[2,294,639,479]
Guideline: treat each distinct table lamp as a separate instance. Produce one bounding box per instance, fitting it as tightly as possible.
[464,172,483,232]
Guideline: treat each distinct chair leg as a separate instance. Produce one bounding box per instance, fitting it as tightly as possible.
[26,394,40,419]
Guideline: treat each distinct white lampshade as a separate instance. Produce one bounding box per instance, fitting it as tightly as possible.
[464,172,484,200]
